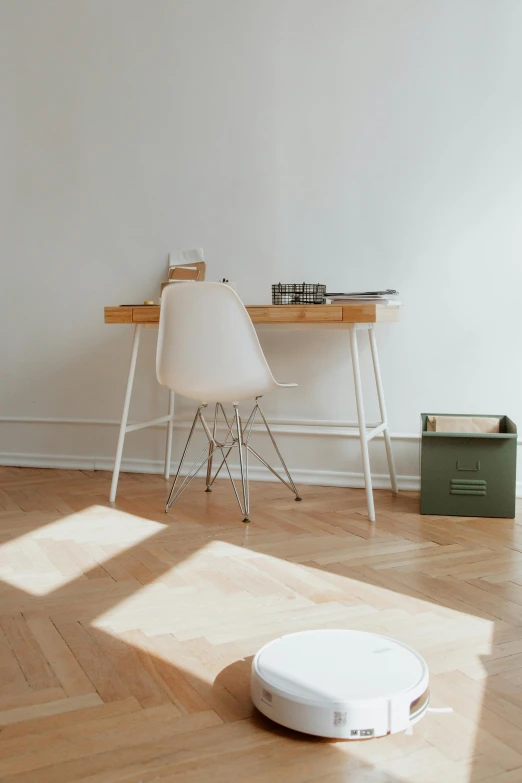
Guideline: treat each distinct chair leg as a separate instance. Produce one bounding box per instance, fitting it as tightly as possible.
[256,402,301,501]
[200,407,248,520]
[166,406,204,511]
[202,406,235,489]
[205,403,219,492]
[234,405,250,523]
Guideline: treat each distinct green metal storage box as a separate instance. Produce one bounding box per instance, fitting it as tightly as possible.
[420,413,517,518]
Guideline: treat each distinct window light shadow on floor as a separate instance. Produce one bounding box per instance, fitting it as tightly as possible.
[0,471,519,782]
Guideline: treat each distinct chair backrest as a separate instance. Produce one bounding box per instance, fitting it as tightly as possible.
[156,282,277,403]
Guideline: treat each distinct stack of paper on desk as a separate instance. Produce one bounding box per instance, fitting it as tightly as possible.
[326,289,401,306]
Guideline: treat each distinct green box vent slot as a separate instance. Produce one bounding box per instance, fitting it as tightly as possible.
[450,479,487,496]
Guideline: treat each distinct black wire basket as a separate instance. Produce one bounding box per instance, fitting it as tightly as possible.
[272,283,327,305]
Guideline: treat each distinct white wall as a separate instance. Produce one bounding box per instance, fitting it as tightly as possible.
[2,0,522,490]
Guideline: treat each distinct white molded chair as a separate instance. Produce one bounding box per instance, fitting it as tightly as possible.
[157,282,301,522]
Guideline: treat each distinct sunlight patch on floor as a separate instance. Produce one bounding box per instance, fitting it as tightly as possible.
[93,538,495,675]
[0,505,166,595]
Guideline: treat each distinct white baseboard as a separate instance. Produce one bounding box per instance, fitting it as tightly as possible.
[0,450,419,491]
[1,414,521,497]
[2,450,521,497]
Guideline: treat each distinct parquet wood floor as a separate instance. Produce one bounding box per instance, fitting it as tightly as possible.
[0,465,521,783]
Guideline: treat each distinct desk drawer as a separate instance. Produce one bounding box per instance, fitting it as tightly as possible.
[248,306,343,323]
[132,306,161,323]
[105,307,133,324]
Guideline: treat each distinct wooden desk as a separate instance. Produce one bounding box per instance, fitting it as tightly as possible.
[105,303,399,326]
[104,303,400,519]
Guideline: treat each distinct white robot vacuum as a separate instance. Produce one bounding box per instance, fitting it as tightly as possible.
[251,629,430,739]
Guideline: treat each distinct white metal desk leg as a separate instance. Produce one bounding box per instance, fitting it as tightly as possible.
[164,390,175,479]
[369,325,398,493]
[349,325,376,522]
[109,324,142,502]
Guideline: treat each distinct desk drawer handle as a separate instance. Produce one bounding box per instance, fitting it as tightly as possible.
[456,461,480,472]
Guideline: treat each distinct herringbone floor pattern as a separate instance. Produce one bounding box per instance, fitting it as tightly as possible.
[0,466,521,782]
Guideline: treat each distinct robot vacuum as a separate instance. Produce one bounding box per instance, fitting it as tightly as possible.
[251,629,430,739]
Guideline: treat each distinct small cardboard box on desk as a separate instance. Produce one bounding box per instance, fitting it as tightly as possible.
[160,249,206,294]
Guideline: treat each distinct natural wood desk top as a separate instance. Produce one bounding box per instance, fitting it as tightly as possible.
[105,303,400,325]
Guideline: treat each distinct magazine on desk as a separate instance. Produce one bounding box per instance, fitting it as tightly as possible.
[325,289,401,307]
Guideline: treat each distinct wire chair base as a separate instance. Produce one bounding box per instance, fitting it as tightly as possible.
[165,398,301,521]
